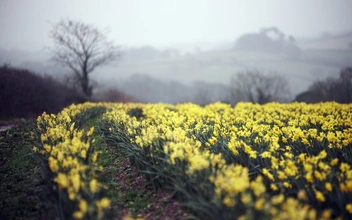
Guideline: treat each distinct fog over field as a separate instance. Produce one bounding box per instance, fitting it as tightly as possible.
[1,0,352,103]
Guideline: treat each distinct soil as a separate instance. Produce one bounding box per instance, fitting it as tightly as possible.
[110,152,191,220]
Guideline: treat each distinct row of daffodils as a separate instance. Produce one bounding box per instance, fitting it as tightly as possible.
[33,103,110,219]
[34,101,352,219]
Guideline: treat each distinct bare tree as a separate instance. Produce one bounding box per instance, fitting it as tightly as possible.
[230,70,290,104]
[307,67,352,103]
[339,67,352,103]
[308,78,336,102]
[50,19,119,97]
[192,81,212,106]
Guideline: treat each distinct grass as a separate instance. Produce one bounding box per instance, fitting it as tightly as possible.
[0,120,56,219]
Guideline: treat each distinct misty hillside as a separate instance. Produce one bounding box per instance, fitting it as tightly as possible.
[298,31,352,50]
[1,29,352,104]
[99,74,231,104]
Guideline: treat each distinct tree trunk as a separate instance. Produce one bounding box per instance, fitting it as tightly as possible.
[81,72,92,97]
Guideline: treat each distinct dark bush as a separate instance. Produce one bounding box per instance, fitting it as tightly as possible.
[0,65,87,119]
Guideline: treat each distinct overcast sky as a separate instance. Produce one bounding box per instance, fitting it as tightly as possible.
[1,0,352,51]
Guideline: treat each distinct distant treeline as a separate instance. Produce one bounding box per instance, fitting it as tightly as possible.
[1,64,351,120]
[0,65,87,119]
[296,67,352,104]
[111,67,352,105]
[0,65,135,119]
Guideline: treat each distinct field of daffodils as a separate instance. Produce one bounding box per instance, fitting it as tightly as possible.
[33,102,352,219]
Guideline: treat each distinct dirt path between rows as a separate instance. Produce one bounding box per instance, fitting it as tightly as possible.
[110,152,191,220]
[0,125,15,132]
[0,121,20,132]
